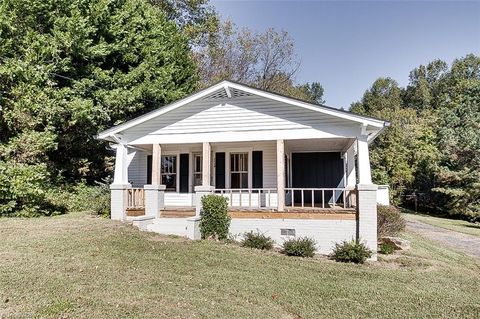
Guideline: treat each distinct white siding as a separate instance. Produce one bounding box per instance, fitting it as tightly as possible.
[164,193,195,207]
[128,150,148,187]
[122,95,359,143]
[229,219,356,254]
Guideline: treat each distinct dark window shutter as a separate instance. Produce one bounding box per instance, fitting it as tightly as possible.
[252,151,263,188]
[215,152,225,189]
[179,153,189,193]
[146,155,152,184]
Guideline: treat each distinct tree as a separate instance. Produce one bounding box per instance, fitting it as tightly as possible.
[195,20,323,103]
[0,0,197,215]
[149,0,219,47]
[299,82,325,104]
[351,78,438,204]
[433,55,480,221]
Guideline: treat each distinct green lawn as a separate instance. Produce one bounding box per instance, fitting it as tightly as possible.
[404,212,480,237]
[1,212,479,319]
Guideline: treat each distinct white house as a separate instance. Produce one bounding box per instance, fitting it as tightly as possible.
[97,80,389,259]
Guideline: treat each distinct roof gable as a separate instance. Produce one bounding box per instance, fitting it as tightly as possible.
[97,80,389,142]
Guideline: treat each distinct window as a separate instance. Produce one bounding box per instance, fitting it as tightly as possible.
[230,153,248,189]
[193,154,202,186]
[161,155,177,191]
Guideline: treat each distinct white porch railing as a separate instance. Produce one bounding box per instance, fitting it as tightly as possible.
[127,188,145,209]
[213,188,277,208]
[285,188,356,209]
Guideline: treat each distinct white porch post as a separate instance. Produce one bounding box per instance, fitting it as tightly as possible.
[195,142,214,216]
[144,143,165,218]
[110,144,131,221]
[356,135,372,184]
[152,144,162,185]
[202,142,211,186]
[355,135,377,260]
[346,143,356,187]
[276,139,285,212]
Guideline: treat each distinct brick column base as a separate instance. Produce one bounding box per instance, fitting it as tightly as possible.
[194,186,215,216]
[356,184,378,261]
[110,183,131,221]
[144,185,166,218]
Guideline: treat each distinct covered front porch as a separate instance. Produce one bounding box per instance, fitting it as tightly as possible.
[114,136,372,217]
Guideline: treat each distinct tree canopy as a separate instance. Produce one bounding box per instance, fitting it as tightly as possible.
[0,0,197,215]
[352,54,480,221]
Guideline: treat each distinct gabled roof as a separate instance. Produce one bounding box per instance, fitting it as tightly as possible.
[97,80,389,141]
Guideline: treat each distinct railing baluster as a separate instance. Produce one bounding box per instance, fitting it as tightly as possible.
[258,189,261,207]
[311,189,314,208]
[343,189,346,209]
[332,189,336,209]
[301,190,304,208]
[322,190,325,209]
[268,189,271,207]
[291,189,294,208]
[248,189,252,207]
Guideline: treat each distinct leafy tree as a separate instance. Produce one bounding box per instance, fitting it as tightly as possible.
[195,20,324,103]
[433,55,480,221]
[150,0,219,47]
[0,0,197,216]
[351,78,439,204]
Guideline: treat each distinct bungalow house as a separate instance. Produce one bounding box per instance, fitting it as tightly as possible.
[97,80,390,259]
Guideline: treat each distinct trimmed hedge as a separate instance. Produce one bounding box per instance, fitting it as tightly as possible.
[331,239,372,264]
[241,231,274,250]
[282,237,316,257]
[199,195,230,240]
[378,205,406,237]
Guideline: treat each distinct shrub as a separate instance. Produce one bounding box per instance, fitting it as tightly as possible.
[241,231,274,250]
[379,242,395,255]
[67,180,111,217]
[331,239,372,264]
[378,205,406,237]
[199,195,230,240]
[282,237,316,257]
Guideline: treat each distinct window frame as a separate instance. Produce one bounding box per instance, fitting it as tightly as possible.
[193,153,202,187]
[230,152,249,189]
[161,155,177,191]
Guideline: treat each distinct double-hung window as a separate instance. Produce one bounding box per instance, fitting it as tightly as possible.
[161,155,177,191]
[230,153,248,189]
[193,154,202,187]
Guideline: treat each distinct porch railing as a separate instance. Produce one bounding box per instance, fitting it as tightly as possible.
[213,188,277,208]
[127,188,145,209]
[285,188,356,209]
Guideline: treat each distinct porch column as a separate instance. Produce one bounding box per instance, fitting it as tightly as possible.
[145,144,165,217]
[356,184,378,261]
[195,142,214,216]
[111,144,131,221]
[346,143,356,187]
[276,139,285,212]
[356,135,372,184]
[152,144,162,185]
[202,142,211,186]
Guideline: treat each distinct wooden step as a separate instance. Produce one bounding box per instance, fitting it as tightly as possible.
[160,210,196,218]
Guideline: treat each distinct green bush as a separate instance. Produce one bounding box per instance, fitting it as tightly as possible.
[331,239,372,264]
[0,162,66,217]
[241,231,274,250]
[67,180,111,217]
[199,195,230,240]
[378,205,406,237]
[379,242,395,255]
[282,237,316,257]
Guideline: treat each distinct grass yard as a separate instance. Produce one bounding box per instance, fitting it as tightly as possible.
[404,212,480,237]
[1,212,479,319]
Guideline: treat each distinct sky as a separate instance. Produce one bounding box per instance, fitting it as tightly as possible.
[211,0,480,108]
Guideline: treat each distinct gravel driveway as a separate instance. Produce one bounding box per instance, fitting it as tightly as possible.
[406,218,480,258]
